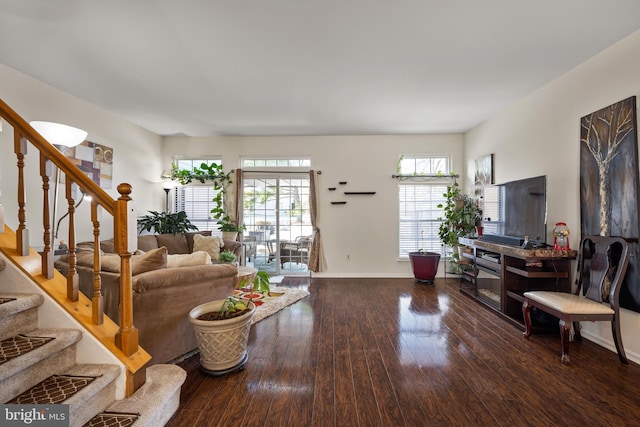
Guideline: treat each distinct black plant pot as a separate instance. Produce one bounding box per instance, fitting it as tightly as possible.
[409,251,441,284]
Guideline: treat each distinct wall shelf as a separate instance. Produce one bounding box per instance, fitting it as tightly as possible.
[331,201,347,205]
[344,192,376,195]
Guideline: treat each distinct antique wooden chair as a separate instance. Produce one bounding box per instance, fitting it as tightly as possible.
[522,235,630,364]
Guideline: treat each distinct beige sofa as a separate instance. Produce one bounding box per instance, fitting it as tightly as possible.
[54,232,242,365]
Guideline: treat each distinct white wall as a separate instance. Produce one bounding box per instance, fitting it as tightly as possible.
[465,30,640,362]
[0,64,164,245]
[162,134,464,277]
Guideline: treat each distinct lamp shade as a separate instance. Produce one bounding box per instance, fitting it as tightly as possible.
[30,121,87,148]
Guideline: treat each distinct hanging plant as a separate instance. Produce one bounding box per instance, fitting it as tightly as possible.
[169,163,245,232]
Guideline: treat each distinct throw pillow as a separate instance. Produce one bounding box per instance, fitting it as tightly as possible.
[167,251,212,268]
[100,247,168,275]
[193,234,225,261]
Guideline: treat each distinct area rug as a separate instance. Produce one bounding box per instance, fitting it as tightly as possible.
[235,286,309,324]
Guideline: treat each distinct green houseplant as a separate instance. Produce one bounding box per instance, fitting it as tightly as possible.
[170,162,244,238]
[437,182,476,255]
[218,250,237,264]
[137,210,199,235]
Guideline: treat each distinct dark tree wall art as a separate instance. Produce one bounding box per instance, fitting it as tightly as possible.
[580,96,640,312]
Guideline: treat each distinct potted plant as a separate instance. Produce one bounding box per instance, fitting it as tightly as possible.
[137,210,199,235]
[408,249,441,284]
[218,250,237,264]
[219,220,246,241]
[188,271,270,376]
[475,205,484,237]
[437,182,476,265]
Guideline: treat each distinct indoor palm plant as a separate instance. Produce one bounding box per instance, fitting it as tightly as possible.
[137,210,199,235]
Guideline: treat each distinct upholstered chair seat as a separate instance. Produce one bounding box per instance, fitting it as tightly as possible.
[522,235,630,365]
[524,292,615,315]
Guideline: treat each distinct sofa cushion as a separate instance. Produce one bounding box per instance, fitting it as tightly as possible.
[167,251,212,268]
[156,234,189,254]
[137,234,160,252]
[77,247,168,275]
[193,234,225,260]
[185,231,212,253]
[100,239,115,254]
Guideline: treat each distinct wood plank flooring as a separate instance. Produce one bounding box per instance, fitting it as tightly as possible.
[165,277,640,426]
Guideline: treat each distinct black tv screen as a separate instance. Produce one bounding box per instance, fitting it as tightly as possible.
[483,175,547,244]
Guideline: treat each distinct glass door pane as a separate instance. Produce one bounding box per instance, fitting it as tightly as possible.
[242,175,311,275]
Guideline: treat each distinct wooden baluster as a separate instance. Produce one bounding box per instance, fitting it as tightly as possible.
[65,181,79,301]
[114,183,138,356]
[14,132,29,256]
[91,199,103,325]
[40,153,54,279]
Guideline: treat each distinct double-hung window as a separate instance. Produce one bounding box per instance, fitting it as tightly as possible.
[173,158,223,235]
[398,155,452,258]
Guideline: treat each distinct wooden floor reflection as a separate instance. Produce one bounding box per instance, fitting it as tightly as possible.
[166,277,640,426]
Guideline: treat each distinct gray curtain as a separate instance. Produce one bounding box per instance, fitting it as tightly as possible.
[308,170,327,272]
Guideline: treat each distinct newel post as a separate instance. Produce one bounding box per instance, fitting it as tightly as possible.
[114,183,139,356]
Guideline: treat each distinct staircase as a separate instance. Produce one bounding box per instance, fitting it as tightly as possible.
[0,261,186,427]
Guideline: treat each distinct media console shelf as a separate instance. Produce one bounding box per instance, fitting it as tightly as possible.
[457,237,577,329]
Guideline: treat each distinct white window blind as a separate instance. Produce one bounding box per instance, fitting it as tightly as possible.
[173,159,223,235]
[397,154,451,257]
[399,183,447,256]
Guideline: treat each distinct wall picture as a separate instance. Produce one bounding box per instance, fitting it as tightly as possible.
[64,141,113,189]
[580,96,640,312]
[475,154,494,185]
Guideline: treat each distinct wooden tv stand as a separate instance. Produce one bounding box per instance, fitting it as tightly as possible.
[457,237,577,329]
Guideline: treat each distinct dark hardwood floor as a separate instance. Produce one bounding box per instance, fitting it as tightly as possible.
[165,277,640,426]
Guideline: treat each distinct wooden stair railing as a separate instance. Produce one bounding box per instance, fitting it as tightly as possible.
[0,98,150,395]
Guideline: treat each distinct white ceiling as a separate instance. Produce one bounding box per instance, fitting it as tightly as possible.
[1,1,640,137]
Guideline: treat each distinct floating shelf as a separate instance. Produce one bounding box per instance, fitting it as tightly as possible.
[328,187,336,191]
[339,181,347,185]
[331,201,347,205]
[344,192,376,195]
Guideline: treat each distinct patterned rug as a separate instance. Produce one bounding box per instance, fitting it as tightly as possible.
[0,334,55,365]
[234,286,309,324]
[84,412,139,427]
[9,374,96,404]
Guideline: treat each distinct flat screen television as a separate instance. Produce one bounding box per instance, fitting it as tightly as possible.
[482,175,547,245]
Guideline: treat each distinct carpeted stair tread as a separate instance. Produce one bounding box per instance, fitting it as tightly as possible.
[0,328,81,383]
[0,293,44,341]
[83,411,139,427]
[106,364,186,427]
[8,374,97,404]
[0,334,55,365]
[0,293,43,317]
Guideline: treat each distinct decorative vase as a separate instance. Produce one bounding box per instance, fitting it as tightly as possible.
[188,299,255,376]
[475,225,484,237]
[408,251,441,284]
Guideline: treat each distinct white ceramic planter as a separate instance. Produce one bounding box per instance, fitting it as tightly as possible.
[188,299,255,375]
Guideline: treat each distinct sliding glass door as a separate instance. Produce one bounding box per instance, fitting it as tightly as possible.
[242,174,312,275]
